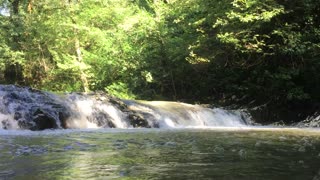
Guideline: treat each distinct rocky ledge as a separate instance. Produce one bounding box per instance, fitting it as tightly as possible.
[0,85,154,130]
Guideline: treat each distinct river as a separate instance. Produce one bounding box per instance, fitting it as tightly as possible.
[1,127,320,179]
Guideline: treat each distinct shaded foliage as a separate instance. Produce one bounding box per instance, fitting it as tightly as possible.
[0,0,319,106]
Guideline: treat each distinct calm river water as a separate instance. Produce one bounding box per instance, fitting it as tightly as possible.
[0,128,320,180]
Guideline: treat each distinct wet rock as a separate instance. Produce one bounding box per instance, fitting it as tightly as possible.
[128,113,150,128]
[31,109,58,130]
[14,112,22,120]
[1,120,10,129]
[232,102,320,126]
[0,85,70,130]
[293,112,320,128]
[88,111,115,128]
[17,120,34,129]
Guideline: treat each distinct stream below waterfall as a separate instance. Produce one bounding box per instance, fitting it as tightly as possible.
[1,128,320,179]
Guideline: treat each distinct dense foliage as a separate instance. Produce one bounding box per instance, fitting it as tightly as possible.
[0,0,319,105]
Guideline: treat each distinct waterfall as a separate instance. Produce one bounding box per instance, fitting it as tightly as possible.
[123,100,248,128]
[63,93,130,129]
[0,85,67,130]
[0,85,249,130]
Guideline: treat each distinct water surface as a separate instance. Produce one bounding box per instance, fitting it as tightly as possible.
[1,128,320,179]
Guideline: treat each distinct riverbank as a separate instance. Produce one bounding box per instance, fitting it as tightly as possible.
[209,96,320,127]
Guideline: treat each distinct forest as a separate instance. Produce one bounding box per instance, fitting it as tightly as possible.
[1,0,320,108]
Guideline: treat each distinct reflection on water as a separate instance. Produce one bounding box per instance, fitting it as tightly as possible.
[0,128,320,180]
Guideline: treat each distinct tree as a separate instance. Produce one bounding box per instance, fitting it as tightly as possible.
[1,0,319,106]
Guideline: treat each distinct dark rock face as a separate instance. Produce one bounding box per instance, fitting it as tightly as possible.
[207,95,320,127]
[1,119,12,129]
[121,100,159,128]
[0,85,154,130]
[31,109,59,130]
[236,102,320,127]
[0,85,70,130]
[293,112,320,128]
[128,113,151,128]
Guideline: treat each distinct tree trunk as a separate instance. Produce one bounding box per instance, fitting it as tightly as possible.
[67,0,90,92]
[74,34,89,92]
[10,0,20,14]
[6,0,24,84]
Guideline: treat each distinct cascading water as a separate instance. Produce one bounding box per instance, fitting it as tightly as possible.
[123,100,248,128]
[0,85,249,130]
[63,93,130,129]
[0,85,67,130]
